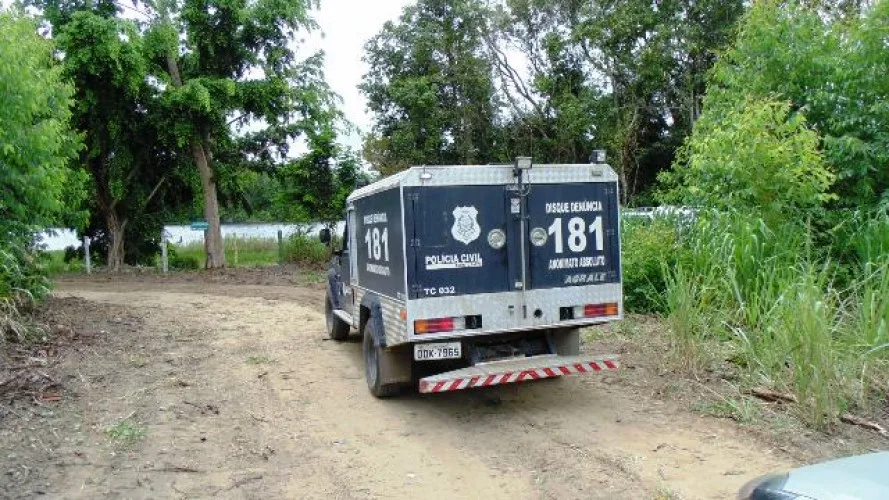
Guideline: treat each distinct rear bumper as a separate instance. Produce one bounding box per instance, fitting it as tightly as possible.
[405,283,623,344]
[418,354,619,394]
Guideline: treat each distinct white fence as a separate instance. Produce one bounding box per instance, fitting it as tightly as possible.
[36,222,346,251]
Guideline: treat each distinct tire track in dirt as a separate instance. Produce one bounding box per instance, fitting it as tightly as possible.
[47,281,793,499]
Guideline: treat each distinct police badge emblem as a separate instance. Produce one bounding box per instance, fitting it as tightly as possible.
[451,206,481,245]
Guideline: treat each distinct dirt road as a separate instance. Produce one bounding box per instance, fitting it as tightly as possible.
[2,276,797,499]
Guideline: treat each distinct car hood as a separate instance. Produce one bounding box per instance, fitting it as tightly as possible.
[783,452,889,499]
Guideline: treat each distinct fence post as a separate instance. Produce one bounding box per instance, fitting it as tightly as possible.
[233,237,239,267]
[277,229,284,265]
[83,236,91,275]
[160,234,169,275]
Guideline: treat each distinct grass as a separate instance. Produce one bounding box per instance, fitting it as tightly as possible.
[246,354,273,365]
[2,246,51,344]
[41,250,84,276]
[167,233,331,269]
[651,211,889,428]
[171,237,282,268]
[107,417,146,445]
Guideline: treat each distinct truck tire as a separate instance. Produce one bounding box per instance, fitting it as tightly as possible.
[363,322,402,398]
[325,295,350,341]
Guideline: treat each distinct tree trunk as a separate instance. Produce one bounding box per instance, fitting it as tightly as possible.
[165,52,226,268]
[191,138,226,268]
[106,211,126,272]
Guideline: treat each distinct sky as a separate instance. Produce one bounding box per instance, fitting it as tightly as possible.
[304,0,413,150]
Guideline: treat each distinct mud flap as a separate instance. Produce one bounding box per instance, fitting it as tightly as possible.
[418,354,618,394]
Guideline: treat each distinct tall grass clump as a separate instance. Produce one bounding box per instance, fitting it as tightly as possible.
[1,239,51,344]
[662,211,889,427]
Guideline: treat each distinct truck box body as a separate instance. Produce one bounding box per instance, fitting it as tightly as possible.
[326,162,622,395]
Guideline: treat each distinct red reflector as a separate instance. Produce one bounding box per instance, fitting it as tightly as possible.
[583,302,619,318]
[414,317,455,334]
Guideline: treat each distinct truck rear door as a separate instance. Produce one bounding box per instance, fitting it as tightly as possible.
[406,181,620,296]
[404,185,512,299]
[526,182,621,290]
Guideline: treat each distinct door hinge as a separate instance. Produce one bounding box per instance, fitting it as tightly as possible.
[407,192,420,201]
[410,238,421,247]
[410,284,424,294]
[606,228,617,237]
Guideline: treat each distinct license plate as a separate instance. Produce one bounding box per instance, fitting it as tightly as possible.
[414,342,462,361]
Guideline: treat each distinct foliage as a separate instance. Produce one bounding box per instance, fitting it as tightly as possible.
[171,237,280,268]
[284,233,330,269]
[0,11,84,340]
[106,418,147,445]
[487,0,745,202]
[620,218,679,313]
[360,0,746,199]
[53,8,173,269]
[41,250,85,276]
[277,129,365,224]
[663,98,834,226]
[167,233,329,269]
[138,0,341,267]
[661,212,889,428]
[361,0,500,175]
[30,0,348,269]
[686,0,889,210]
[166,244,201,270]
[0,12,85,233]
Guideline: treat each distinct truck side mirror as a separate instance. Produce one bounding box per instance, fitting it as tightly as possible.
[319,228,331,245]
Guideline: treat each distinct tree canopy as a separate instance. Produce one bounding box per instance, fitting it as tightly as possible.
[3,0,888,281]
[360,0,746,203]
[0,11,85,305]
[31,0,345,268]
[361,0,499,175]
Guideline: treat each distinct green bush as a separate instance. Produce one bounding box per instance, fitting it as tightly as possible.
[620,217,679,313]
[284,232,331,268]
[1,12,84,343]
[662,98,834,227]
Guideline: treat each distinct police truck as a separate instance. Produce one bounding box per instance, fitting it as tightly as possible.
[319,157,622,397]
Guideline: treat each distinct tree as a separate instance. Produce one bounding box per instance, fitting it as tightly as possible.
[663,98,834,225]
[682,0,889,210]
[0,11,85,302]
[489,0,745,203]
[54,9,170,270]
[277,128,366,226]
[361,0,500,175]
[140,0,336,267]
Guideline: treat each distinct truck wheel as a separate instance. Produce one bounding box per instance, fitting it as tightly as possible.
[363,322,401,398]
[325,295,350,341]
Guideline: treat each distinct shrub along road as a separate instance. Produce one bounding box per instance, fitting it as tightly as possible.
[2,272,805,499]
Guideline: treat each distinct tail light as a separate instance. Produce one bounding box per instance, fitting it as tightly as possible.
[560,302,619,320]
[414,315,482,335]
[415,317,457,334]
[583,303,619,318]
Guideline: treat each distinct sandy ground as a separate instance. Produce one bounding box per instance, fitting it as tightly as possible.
[1,275,802,499]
